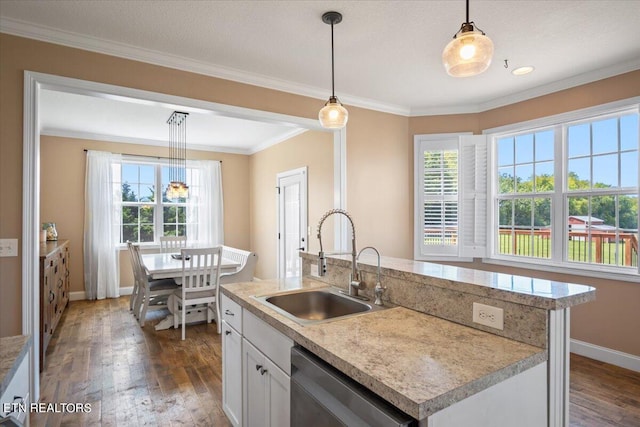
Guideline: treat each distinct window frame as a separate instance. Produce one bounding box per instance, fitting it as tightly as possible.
[114,156,196,247]
[414,132,477,261]
[484,98,640,280]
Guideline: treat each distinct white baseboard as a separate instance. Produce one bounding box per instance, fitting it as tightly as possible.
[571,339,640,373]
[69,286,133,301]
[69,291,86,301]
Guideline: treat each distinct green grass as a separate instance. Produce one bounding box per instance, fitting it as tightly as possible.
[499,234,636,266]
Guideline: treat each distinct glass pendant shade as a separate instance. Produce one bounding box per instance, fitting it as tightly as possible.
[442,28,494,77]
[167,181,189,200]
[319,96,349,129]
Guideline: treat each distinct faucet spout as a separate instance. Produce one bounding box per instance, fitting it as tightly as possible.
[357,246,386,306]
[316,209,361,295]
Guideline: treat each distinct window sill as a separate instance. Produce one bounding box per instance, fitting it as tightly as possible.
[482,256,639,284]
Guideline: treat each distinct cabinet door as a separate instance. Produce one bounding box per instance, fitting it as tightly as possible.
[42,262,53,348]
[243,339,267,427]
[265,356,290,427]
[222,321,242,427]
[61,246,70,306]
[51,256,61,332]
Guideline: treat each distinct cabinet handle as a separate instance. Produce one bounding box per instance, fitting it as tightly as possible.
[225,330,231,336]
[7,396,25,414]
[255,364,262,371]
[260,367,268,375]
[224,309,234,316]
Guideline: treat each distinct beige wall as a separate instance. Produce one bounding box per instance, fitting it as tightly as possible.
[1,33,639,357]
[408,71,640,357]
[39,135,250,293]
[249,130,334,279]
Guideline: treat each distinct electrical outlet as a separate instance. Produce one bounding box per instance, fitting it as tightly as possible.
[0,239,19,257]
[473,302,504,330]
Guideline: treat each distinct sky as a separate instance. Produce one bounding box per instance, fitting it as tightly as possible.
[497,113,638,190]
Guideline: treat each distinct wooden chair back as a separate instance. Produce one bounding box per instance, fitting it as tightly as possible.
[160,235,187,253]
[180,247,223,294]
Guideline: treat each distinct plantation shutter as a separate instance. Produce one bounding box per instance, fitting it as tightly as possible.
[459,135,488,258]
[415,137,460,258]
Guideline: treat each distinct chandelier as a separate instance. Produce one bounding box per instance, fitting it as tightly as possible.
[166,111,189,200]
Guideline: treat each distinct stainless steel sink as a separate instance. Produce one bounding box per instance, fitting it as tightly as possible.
[253,288,384,325]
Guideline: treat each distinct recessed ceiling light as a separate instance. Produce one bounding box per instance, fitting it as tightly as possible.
[512,66,535,76]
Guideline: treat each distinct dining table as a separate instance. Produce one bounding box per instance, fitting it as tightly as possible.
[140,252,241,331]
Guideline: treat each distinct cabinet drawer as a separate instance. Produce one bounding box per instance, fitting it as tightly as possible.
[243,310,293,375]
[221,294,242,333]
[1,355,30,421]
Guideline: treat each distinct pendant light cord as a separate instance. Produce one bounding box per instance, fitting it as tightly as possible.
[466,0,469,24]
[331,19,335,98]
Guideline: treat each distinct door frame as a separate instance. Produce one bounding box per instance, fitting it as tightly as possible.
[276,166,308,278]
[22,71,347,401]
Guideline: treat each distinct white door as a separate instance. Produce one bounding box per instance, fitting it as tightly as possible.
[277,167,308,278]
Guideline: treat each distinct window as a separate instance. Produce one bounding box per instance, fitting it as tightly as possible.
[490,103,639,275]
[414,134,487,260]
[564,114,638,268]
[112,157,222,246]
[496,129,555,259]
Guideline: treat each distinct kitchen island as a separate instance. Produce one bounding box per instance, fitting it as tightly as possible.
[221,254,595,426]
[222,278,548,424]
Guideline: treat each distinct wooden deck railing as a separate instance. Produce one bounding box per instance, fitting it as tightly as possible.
[498,228,638,267]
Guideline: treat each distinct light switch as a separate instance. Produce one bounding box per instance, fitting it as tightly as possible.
[0,239,19,257]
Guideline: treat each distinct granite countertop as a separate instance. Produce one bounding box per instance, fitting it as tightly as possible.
[0,335,32,397]
[300,252,596,310]
[222,278,547,421]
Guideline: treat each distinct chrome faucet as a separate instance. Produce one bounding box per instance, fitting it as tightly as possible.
[357,246,386,306]
[317,209,362,297]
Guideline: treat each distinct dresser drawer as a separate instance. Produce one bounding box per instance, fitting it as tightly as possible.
[221,293,242,333]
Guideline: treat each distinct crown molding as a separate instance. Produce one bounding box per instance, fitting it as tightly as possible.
[409,58,640,116]
[3,17,638,119]
[40,128,253,155]
[0,17,410,116]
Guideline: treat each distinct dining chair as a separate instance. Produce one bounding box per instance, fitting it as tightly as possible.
[126,241,141,312]
[173,246,223,340]
[130,243,180,327]
[160,235,187,253]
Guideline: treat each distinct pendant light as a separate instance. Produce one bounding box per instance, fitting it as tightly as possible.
[319,11,348,129]
[166,111,189,200]
[442,0,494,77]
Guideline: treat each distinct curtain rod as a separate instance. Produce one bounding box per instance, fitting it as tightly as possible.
[82,149,222,163]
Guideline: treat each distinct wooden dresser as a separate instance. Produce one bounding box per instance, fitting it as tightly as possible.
[39,239,70,370]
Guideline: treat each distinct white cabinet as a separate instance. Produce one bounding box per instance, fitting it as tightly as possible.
[222,320,243,427]
[220,293,293,427]
[242,339,290,427]
[0,354,31,426]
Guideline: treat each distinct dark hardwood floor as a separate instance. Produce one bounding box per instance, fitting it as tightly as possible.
[33,297,640,426]
[570,353,640,426]
[33,297,231,427]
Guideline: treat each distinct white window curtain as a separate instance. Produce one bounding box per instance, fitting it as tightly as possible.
[187,160,224,247]
[84,150,122,300]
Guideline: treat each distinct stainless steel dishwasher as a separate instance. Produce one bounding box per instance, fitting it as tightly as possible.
[291,346,417,427]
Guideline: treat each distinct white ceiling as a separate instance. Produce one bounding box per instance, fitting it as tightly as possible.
[2,1,640,151]
[38,89,307,154]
